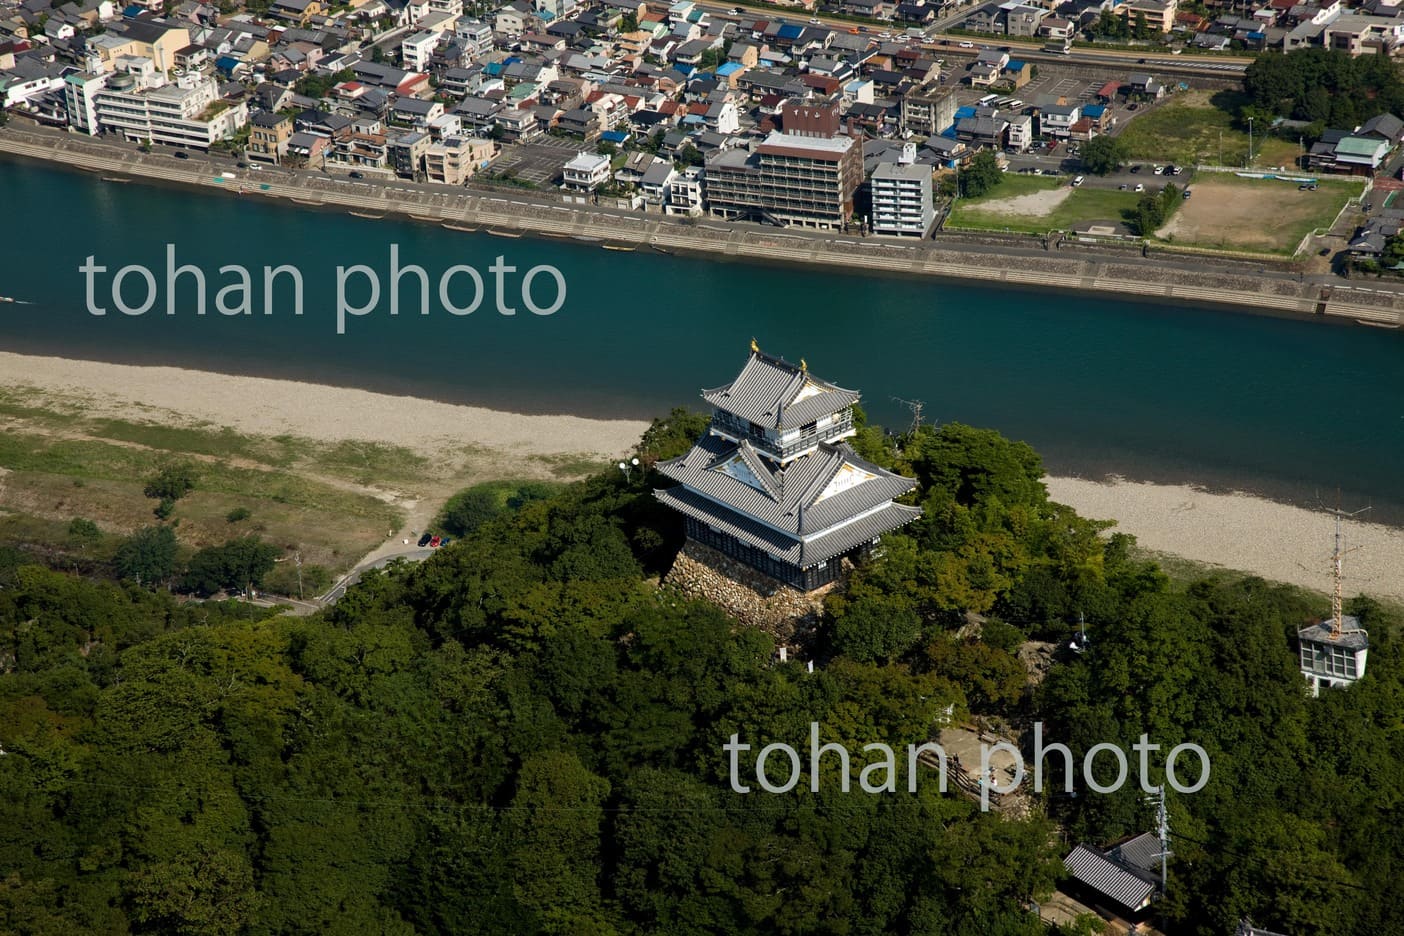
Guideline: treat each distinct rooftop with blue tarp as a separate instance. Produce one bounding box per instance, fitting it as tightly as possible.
[717,62,742,76]
[954,105,976,120]
[1083,103,1106,118]
[1007,59,1025,70]
[777,23,803,38]
[601,130,629,143]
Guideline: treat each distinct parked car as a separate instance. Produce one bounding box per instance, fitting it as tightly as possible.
[1130,164,1141,173]
[1072,175,1084,187]
[1119,183,1128,190]
[418,533,432,547]
[1182,188,1192,199]
[349,170,364,179]
[429,535,441,548]
[1169,165,1182,175]
[1134,183,1145,192]
[173,151,189,159]
[1128,103,1139,111]
[958,40,974,48]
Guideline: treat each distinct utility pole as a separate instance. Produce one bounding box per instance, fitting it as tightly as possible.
[1155,784,1170,896]
[891,396,926,434]
[1247,116,1253,168]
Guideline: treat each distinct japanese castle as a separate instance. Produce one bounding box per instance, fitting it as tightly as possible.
[654,345,922,591]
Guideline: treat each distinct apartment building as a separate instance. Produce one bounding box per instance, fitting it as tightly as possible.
[901,82,957,136]
[424,135,495,184]
[93,70,247,149]
[870,159,935,238]
[705,130,862,230]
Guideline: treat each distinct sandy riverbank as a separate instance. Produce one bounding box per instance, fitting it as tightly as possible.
[1046,475,1404,602]
[0,351,649,460]
[1,351,1397,601]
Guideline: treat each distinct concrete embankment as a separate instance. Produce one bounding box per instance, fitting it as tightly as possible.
[2,127,1400,327]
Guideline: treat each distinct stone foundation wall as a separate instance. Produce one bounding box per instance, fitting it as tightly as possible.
[663,541,837,645]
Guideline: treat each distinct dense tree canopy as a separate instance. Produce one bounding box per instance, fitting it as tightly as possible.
[1243,48,1404,129]
[0,417,1398,936]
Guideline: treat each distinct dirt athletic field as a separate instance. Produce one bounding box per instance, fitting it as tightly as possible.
[1158,176,1360,253]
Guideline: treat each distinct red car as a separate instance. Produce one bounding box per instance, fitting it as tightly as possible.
[429,535,441,548]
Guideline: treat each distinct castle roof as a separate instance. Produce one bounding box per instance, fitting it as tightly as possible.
[701,349,861,430]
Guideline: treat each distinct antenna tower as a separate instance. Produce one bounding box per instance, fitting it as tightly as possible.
[1322,501,1369,640]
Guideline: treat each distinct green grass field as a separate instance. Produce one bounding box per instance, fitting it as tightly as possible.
[949,173,1145,235]
[1117,90,1302,170]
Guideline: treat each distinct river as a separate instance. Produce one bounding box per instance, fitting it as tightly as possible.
[1,160,1401,518]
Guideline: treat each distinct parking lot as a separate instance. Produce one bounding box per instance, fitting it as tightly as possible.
[489,135,580,186]
[949,62,1137,131]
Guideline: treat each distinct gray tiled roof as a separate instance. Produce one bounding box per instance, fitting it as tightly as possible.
[656,432,918,536]
[701,350,861,430]
[1110,832,1161,873]
[1063,845,1158,911]
[656,484,921,567]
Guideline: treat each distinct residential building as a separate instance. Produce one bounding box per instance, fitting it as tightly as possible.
[94,71,247,149]
[870,158,935,237]
[704,126,862,230]
[665,165,704,216]
[562,150,612,190]
[1119,0,1177,33]
[247,111,293,163]
[424,135,495,184]
[88,20,191,73]
[1322,13,1404,54]
[1006,112,1033,150]
[901,81,957,136]
[401,29,440,71]
[1038,102,1081,137]
[1004,3,1048,36]
[390,128,432,178]
[653,347,922,592]
[64,71,107,135]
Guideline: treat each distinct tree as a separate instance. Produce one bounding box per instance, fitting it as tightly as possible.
[1080,134,1128,175]
[143,462,196,503]
[961,151,1004,198]
[676,144,704,168]
[181,536,280,597]
[67,518,101,545]
[114,525,178,586]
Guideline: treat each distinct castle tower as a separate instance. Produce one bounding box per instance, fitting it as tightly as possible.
[653,345,922,592]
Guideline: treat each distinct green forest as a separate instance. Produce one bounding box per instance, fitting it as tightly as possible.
[1,413,1400,935]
